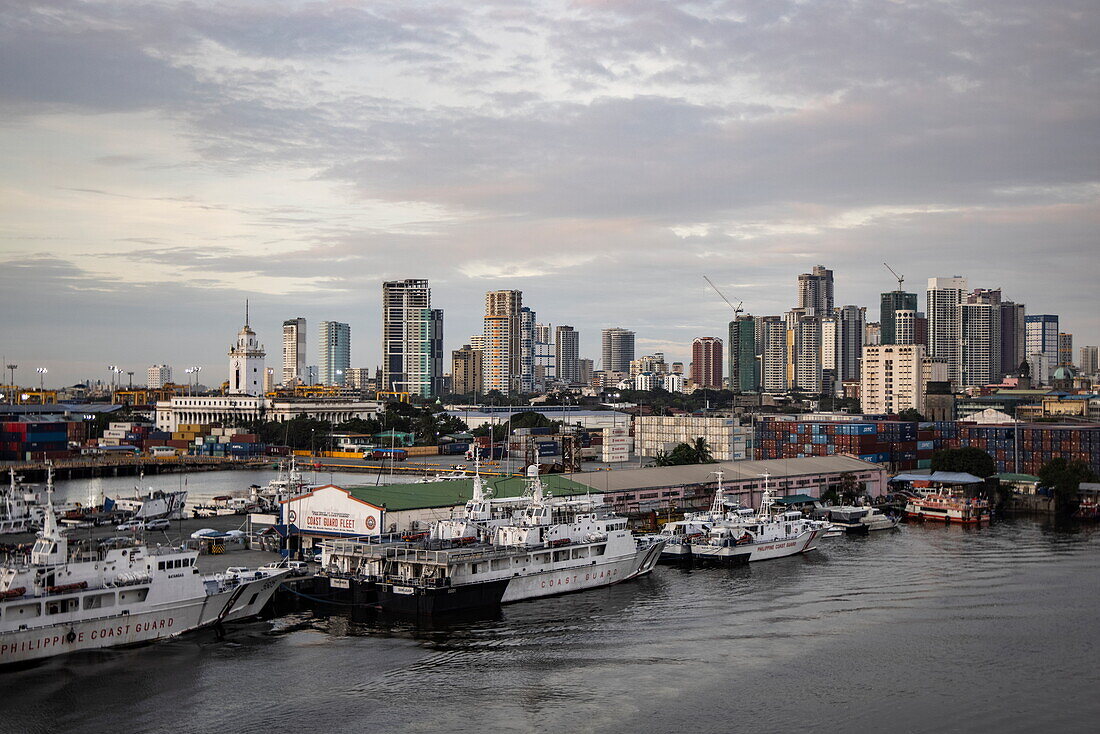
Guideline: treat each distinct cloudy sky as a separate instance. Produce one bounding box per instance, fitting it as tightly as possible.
[1,0,1097,386]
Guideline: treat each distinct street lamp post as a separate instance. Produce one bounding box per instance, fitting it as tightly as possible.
[5,364,15,404]
[36,367,47,391]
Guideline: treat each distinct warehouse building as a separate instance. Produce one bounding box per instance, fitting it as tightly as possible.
[633,415,753,461]
[567,456,886,514]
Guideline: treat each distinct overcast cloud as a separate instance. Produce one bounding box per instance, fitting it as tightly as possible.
[0,0,1097,385]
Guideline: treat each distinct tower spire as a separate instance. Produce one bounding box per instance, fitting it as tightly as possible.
[245,299,249,327]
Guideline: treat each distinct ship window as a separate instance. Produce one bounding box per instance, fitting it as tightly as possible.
[8,602,40,618]
[158,561,165,570]
[592,545,606,556]
[535,554,550,564]
[83,592,115,610]
[119,588,150,603]
[46,599,79,615]
[470,564,479,574]
[553,550,569,562]
[248,593,259,607]
[572,547,589,559]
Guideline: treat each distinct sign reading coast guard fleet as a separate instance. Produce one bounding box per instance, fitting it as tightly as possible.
[281,485,384,537]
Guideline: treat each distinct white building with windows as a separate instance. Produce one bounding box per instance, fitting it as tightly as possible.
[155,397,384,433]
[146,364,172,389]
[633,415,754,461]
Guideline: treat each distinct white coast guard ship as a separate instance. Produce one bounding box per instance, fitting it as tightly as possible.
[688,473,829,563]
[0,472,286,666]
[0,469,46,535]
[648,470,755,558]
[322,466,665,616]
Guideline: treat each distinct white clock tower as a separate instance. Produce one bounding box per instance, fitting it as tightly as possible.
[229,301,266,395]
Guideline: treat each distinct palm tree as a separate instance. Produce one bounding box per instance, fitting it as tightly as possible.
[691,436,714,464]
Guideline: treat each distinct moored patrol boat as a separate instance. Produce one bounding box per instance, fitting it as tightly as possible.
[321,466,664,617]
[647,470,754,559]
[0,469,45,535]
[0,470,287,667]
[689,473,829,563]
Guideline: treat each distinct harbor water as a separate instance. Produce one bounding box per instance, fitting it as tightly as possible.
[2,472,1098,733]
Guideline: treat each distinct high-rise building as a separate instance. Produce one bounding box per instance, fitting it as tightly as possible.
[555,326,580,384]
[1025,315,1059,375]
[263,367,276,394]
[318,321,351,386]
[630,353,668,378]
[601,328,635,373]
[451,344,483,395]
[797,265,834,315]
[345,368,373,390]
[519,307,537,392]
[861,344,926,414]
[865,322,881,346]
[691,337,723,389]
[837,305,865,385]
[1079,346,1098,376]
[880,291,918,345]
[228,306,266,396]
[282,317,306,385]
[759,316,787,393]
[1058,333,1074,366]
[787,314,822,394]
[482,290,523,393]
[382,280,443,398]
[821,315,838,395]
[959,298,1001,387]
[926,276,969,386]
[577,358,594,386]
[728,316,757,392]
[999,302,1026,376]
[146,365,171,389]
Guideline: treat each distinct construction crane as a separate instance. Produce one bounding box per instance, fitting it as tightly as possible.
[703,275,743,318]
[883,262,904,290]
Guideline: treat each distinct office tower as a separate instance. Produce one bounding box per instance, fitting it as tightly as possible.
[282,317,306,385]
[861,344,926,415]
[759,316,788,392]
[1080,346,1098,376]
[926,276,969,386]
[865,322,881,346]
[228,304,265,396]
[146,365,171,389]
[318,321,351,386]
[837,305,865,385]
[797,265,834,315]
[555,326,580,384]
[263,367,275,393]
[1025,315,1059,374]
[382,279,443,398]
[482,290,523,393]
[1058,333,1073,366]
[691,337,723,389]
[728,316,758,392]
[1027,352,1052,386]
[601,328,635,373]
[451,345,483,395]
[662,373,685,393]
[959,297,1001,387]
[577,358,594,385]
[999,302,1026,376]
[534,323,552,343]
[880,291,918,345]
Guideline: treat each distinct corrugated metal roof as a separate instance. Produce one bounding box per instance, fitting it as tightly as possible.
[344,474,599,512]
[566,456,883,493]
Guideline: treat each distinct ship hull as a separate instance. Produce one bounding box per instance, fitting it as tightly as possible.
[0,574,283,667]
[374,542,664,617]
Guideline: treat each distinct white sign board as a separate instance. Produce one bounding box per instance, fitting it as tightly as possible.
[284,485,383,536]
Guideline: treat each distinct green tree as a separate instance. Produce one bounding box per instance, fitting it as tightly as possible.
[897,408,925,421]
[1038,458,1098,512]
[838,472,863,504]
[691,436,715,463]
[930,447,997,478]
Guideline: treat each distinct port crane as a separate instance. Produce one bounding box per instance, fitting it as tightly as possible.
[883,262,904,290]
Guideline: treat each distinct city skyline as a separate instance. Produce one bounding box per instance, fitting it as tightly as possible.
[1,2,1097,385]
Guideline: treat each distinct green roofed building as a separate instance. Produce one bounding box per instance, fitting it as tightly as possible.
[345,473,598,513]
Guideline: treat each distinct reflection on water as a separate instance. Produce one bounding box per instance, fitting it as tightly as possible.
[1,508,1097,734]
